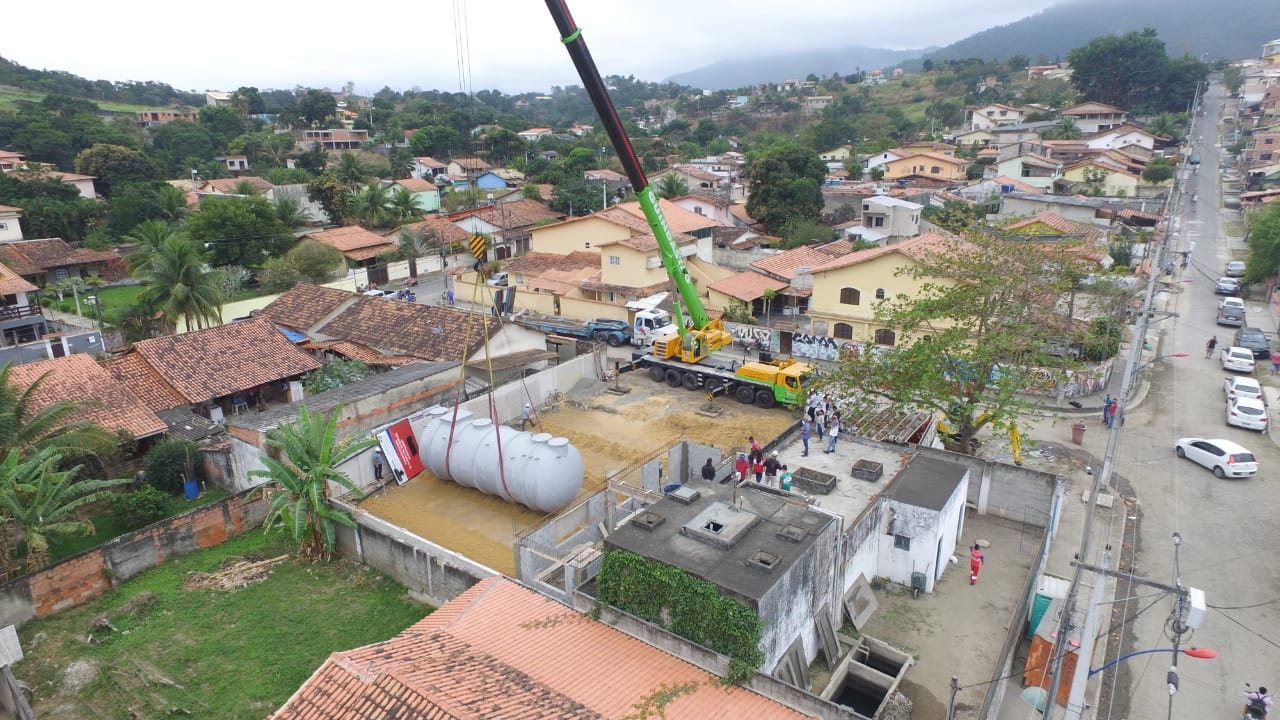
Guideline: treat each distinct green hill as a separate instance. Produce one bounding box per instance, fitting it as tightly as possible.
[0,55,201,110]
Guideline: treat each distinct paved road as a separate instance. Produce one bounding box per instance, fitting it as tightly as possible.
[1111,82,1280,720]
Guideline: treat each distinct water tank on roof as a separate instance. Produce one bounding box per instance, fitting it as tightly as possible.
[1001,184,1015,193]
[419,407,584,513]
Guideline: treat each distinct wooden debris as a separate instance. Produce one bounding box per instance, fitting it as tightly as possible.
[182,555,289,592]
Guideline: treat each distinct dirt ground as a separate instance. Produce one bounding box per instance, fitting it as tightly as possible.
[358,372,798,574]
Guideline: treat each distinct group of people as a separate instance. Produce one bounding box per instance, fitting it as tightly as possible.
[801,393,842,456]
[1100,394,1120,428]
[725,437,792,490]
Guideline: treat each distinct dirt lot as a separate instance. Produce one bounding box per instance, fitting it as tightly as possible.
[359,372,798,574]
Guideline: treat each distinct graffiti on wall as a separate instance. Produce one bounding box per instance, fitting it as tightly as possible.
[792,333,842,361]
[723,322,774,351]
[1022,363,1110,398]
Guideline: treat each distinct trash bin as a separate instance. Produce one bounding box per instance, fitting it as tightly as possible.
[1071,423,1086,445]
[183,478,199,500]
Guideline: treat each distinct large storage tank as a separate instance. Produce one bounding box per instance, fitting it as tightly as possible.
[420,406,584,513]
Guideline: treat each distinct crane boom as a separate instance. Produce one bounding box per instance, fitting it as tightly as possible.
[545,0,727,360]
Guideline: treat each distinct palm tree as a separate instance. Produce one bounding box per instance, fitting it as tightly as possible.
[133,235,224,334]
[762,288,777,326]
[124,219,183,274]
[389,186,427,223]
[0,446,130,574]
[396,227,430,279]
[334,152,370,189]
[348,181,395,229]
[655,173,688,199]
[233,179,262,197]
[274,195,312,230]
[0,363,118,462]
[1146,113,1180,144]
[1047,117,1081,140]
[156,185,190,224]
[249,403,375,561]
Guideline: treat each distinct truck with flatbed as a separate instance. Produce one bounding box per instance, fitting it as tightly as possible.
[512,312,632,346]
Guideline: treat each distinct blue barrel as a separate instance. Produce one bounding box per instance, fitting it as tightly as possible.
[183,479,199,500]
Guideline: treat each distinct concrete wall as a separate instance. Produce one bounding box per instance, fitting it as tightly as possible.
[0,489,268,628]
[875,473,968,594]
[757,515,842,673]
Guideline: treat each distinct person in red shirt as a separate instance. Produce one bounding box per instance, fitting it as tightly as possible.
[969,544,985,585]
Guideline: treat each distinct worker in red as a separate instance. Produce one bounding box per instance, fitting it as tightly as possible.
[969,544,985,585]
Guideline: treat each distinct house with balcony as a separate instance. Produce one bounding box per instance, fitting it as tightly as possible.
[302,128,368,151]
[985,150,1063,189]
[1057,158,1141,197]
[447,157,492,180]
[410,156,448,180]
[880,153,969,183]
[1060,102,1128,134]
[0,260,47,345]
[857,196,922,244]
[0,237,119,288]
[135,110,198,129]
[965,103,1027,130]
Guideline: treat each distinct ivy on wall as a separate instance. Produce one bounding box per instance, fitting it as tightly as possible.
[595,550,764,684]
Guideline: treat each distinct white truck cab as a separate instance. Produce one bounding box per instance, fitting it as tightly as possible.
[632,308,676,347]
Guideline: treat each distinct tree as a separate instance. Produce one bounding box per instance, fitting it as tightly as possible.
[1044,117,1081,140]
[73,144,160,196]
[745,142,825,234]
[1245,203,1280,283]
[306,172,349,225]
[0,363,117,462]
[273,195,312,230]
[348,181,395,228]
[761,288,778,326]
[148,122,217,176]
[131,235,224,334]
[1145,113,1181,144]
[286,240,345,284]
[250,403,376,561]
[1081,166,1109,196]
[0,446,128,573]
[409,126,462,157]
[389,186,426,223]
[198,105,247,150]
[397,227,431,279]
[231,86,267,115]
[922,200,981,233]
[655,173,688,199]
[184,195,293,267]
[820,230,1084,454]
[297,89,338,127]
[1141,158,1175,185]
[333,152,372,189]
[157,184,190,224]
[1068,29,1207,114]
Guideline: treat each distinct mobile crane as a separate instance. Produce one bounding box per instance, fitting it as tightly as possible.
[545,0,812,409]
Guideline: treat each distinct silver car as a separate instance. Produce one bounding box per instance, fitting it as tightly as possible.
[1225,261,1247,278]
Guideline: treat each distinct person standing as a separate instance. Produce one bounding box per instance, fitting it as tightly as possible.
[779,465,792,492]
[824,413,841,454]
[800,418,812,457]
[815,409,826,440]
[1102,394,1113,426]
[1271,350,1280,376]
[521,403,534,431]
[749,436,761,454]
[969,543,985,585]
[763,451,782,486]
[701,457,716,482]
[446,288,455,306]
[1206,335,1218,358]
[1107,397,1119,429]
[751,451,765,483]
[372,448,384,481]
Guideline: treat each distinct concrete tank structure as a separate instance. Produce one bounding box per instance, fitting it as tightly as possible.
[420,406,584,513]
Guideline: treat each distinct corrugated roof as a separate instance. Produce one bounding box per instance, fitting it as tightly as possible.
[269,577,811,720]
[10,354,166,439]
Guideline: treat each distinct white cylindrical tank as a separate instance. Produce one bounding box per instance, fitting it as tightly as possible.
[420,406,584,513]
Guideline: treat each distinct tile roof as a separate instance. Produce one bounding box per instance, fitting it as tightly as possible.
[708,271,788,302]
[256,284,355,332]
[750,246,837,279]
[728,204,757,225]
[103,352,187,412]
[126,317,321,404]
[989,175,1046,194]
[470,199,561,230]
[503,251,599,276]
[394,178,437,192]
[302,340,419,367]
[614,198,720,234]
[269,577,810,720]
[10,354,166,439]
[451,157,491,171]
[805,232,952,274]
[0,260,38,295]
[305,226,395,253]
[894,151,968,166]
[0,205,20,213]
[392,216,472,244]
[596,232,693,252]
[1004,212,1095,236]
[317,299,499,362]
[0,238,116,272]
[414,156,447,169]
[202,176,274,194]
[591,208,653,234]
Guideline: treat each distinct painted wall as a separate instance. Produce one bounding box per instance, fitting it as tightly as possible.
[599,243,669,289]
[530,216,630,256]
[807,252,947,338]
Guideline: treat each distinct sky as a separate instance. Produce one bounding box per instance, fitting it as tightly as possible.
[6,1,1062,96]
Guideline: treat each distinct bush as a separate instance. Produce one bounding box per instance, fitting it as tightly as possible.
[111,486,170,529]
[144,439,203,494]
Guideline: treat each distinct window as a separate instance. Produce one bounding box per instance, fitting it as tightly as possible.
[875,289,886,300]
[54,268,70,281]
[608,255,621,265]
[833,323,853,340]
[872,216,885,227]
[693,206,704,215]
[894,534,911,551]
[607,292,617,303]
[874,328,896,346]
[839,287,860,305]
[0,223,6,231]
[931,166,942,174]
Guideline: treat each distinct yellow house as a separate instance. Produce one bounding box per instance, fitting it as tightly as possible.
[819,145,853,161]
[804,233,952,345]
[880,152,969,181]
[1060,159,1141,196]
[529,214,641,256]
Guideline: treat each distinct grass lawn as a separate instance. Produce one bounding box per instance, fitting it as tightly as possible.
[16,531,431,720]
[45,488,230,564]
[0,87,177,114]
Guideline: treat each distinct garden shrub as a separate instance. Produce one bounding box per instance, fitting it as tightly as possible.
[111,486,170,529]
[144,439,203,494]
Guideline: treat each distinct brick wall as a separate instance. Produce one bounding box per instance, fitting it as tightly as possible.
[0,489,268,628]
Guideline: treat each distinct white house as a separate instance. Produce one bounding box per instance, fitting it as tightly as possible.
[860,195,922,243]
[965,103,1027,131]
[865,149,908,172]
[1084,125,1157,152]
[875,455,969,595]
[0,206,22,242]
[1061,102,1128,135]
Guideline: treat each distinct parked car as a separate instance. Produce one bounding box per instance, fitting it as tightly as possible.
[1219,297,1245,312]
[1227,396,1269,431]
[1225,260,1247,278]
[1175,437,1258,478]
[1215,277,1241,296]
[362,289,393,298]
[1221,346,1256,373]
[1217,305,1245,327]
[1224,376,1265,401]
[1234,326,1271,358]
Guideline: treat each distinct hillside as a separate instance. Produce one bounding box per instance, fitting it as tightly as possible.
[926,0,1277,63]
[0,55,200,109]
[665,46,929,91]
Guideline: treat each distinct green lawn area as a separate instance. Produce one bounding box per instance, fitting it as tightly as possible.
[46,488,230,563]
[16,531,430,720]
[46,284,144,322]
[0,87,177,114]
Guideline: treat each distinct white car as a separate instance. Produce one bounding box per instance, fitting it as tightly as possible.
[1227,396,1269,431]
[1224,376,1265,401]
[1175,437,1258,478]
[1221,346,1256,373]
[1220,297,1245,312]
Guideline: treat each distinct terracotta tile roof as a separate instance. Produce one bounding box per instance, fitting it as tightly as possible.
[341,243,397,262]
[654,165,721,184]
[614,198,720,234]
[816,239,855,255]
[596,231,694,252]
[394,178,437,192]
[677,192,732,207]
[805,232,952,274]
[1118,208,1161,222]
[750,246,836,279]
[270,577,810,720]
[11,354,166,439]
[414,156,447,169]
[127,317,321,404]
[470,199,562,230]
[727,204,757,225]
[896,151,968,166]
[392,216,471,245]
[1004,212,1095,236]
[504,251,599,275]
[317,299,499,362]
[202,176,274,194]
[103,352,187,412]
[305,226,394,253]
[256,284,355,332]
[592,208,653,234]
[708,271,788,302]
[302,340,419,367]
[0,260,38,295]
[0,238,116,272]
[0,248,37,280]
[0,205,20,213]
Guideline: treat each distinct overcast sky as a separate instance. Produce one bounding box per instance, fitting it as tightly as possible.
[6,1,1060,95]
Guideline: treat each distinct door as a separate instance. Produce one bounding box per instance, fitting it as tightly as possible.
[366,263,390,288]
